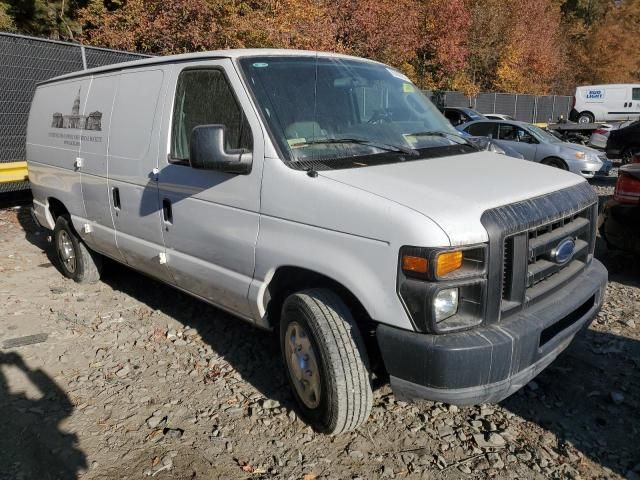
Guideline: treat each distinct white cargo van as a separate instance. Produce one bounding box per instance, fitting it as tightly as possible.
[27,50,607,434]
[572,83,640,123]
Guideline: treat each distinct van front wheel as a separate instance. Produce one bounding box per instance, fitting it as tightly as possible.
[53,215,102,284]
[280,288,373,434]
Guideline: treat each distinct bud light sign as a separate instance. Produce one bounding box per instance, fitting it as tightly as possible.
[586,89,604,99]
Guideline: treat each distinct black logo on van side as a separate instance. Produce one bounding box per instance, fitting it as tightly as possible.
[51,88,102,131]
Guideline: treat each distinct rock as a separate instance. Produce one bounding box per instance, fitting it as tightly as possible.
[516,451,532,462]
[261,399,280,410]
[163,428,184,440]
[349,450,365,460]
[458,464,472,474]
[116,365,130,378]
[146,414,166,429]
[473,432,506,448]
[610,391,625,405]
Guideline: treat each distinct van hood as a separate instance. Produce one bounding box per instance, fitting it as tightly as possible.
[319,151,585,245]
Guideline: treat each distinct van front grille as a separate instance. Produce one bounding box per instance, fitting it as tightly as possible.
[501,206,595,315]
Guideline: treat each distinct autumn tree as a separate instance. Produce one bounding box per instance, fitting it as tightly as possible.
[568,0,640,85]
[415,0,472,93]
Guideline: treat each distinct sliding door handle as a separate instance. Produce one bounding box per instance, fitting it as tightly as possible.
[162,198,173,224]
[112,187,121,210]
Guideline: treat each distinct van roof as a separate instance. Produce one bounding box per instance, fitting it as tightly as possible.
[38,49,386,86]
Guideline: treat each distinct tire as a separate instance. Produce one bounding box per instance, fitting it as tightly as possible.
[53,215,102,284]
[577,112,594,124]
[621,147,637,165]
[280,288,373,435]
[542,157,568,170]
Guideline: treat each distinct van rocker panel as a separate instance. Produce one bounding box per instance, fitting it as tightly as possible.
[376,258,607,405]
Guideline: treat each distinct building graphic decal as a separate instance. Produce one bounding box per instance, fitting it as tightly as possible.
[51,88,102,131]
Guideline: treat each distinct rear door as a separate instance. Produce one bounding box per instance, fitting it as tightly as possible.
[156,60,265,319]
[108,68,173,282]
[630,87,640,119]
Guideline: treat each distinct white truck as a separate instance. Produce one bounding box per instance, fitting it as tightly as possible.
[571,83,640,123]
[27,50,607,434]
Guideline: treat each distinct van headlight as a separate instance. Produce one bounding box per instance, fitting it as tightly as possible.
[434,288,458,322]
[398,245,487,333]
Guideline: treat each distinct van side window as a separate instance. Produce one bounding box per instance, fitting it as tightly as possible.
[633,88,640,101]
[170,69,252,163]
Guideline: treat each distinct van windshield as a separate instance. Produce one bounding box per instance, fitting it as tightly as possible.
[239,56,476,170]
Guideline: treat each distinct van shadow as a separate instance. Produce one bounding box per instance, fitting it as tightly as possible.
[100,258,295,408]
[0,351,87,480]
[14,208,290,412]
[500,328,640,477]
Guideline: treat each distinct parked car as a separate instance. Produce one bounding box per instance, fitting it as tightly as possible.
[600,163,640,255]
[484,114,515,121]
[459,119,612,178]
[27,49,607,434]
[605,120,640,164]
[464,134,525,159]
[439,106,485,126]
[571,84,640,123]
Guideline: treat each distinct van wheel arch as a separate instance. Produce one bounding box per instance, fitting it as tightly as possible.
[265,267,372,328]
[48,197,69,222]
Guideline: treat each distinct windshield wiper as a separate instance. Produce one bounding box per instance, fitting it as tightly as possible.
[291,137,419,156]
[407,130,477,148]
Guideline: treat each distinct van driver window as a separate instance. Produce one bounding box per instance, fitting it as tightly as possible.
[170,69,252,163]
[633,88,640,101]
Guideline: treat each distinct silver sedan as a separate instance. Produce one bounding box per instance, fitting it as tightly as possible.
[458,119,612,178]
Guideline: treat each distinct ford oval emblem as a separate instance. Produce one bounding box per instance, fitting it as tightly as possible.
[551,238,576,264]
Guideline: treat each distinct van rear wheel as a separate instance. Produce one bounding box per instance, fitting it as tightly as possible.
[53,215,102,284]
[280,288,373,435]
[577,112,594,124]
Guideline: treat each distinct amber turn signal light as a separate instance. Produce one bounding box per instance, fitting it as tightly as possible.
[402,255,428,274]
[436,251,463,277]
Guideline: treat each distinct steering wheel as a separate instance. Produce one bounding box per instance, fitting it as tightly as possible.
[367,109,393,125]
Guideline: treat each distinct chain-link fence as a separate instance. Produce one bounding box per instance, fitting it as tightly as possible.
[428,90,573,124]
[0,33,148,191]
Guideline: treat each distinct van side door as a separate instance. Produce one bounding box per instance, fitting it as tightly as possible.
[606,87,630,121]
[79,73,125,262]
[157,60,264,319]
[108,68,173,282]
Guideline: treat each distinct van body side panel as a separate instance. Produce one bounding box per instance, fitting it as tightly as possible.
[26,79,92,226]
[157,60,265,318]
[108,68,172,282]
[252,157,451,330]
[78,74,125,262]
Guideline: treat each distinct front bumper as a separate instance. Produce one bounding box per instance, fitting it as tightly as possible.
[377,259,607,405]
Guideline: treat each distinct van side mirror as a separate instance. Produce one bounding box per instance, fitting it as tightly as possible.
[189,125,252,174]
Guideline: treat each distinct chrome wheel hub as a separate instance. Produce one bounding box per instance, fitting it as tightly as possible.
[284,321,321,409]
[57,230,76,273]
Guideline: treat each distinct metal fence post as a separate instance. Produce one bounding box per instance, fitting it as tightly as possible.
[80,44,87,70]
[551,95,557,122]
[514,95,518,120]
[493,94,496,114]
[533,97,538,123]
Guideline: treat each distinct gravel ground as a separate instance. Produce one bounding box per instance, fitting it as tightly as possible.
[0,174,638,480]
